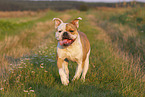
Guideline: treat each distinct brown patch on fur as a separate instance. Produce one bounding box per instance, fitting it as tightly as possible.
[79,31,90,68]
[66,23,78,35]
[57,58,63,69]
[71,18,81,28]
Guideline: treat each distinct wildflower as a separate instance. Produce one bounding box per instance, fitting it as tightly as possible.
[40,66,44,68]
[31,71,35,73]
[24,90,28,92]
[41,63,44,65]
[30,90,35,92]
[45,70,48,73]
[0,88,4,91]
[10,64,12,66]
[45,55,48,57]
[48,59,55,62]
[18,63,22,66]
[25,58,30,60]
[29,87,32,89]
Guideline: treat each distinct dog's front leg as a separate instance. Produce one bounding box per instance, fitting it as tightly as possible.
[63,59,69,80]
[57,58,69,85]
[72,61,84,81]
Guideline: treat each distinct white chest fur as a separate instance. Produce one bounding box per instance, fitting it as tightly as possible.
[57,35,83,62]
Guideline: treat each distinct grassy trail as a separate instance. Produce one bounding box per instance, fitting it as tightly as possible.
[0,10,144,97]
[0,12,71,75]
[87,14,144,97]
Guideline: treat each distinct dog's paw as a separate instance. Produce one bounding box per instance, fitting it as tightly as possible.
[59,68,69,85]
[72,76,79,81]
[61,77,69,85]
[72,74,81,81]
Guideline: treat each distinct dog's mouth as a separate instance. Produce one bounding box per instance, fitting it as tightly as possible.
[59,39,75,46]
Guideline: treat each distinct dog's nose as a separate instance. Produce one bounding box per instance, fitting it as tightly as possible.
[63,32,69,39]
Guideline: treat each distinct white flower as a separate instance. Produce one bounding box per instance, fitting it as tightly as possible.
[31,71,35,73]
[0,88,4,91]
[40,66,44,68]
[44,70,48,73]
[25,58,30,60]
[30,90,35,92]
[24,90,28,92]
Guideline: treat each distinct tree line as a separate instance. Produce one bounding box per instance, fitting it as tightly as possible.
[0,0,144,11]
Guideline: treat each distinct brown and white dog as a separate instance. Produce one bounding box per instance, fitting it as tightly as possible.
[53,17,90,85]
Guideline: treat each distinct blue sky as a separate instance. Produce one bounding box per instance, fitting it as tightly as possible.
[41,0,145,3]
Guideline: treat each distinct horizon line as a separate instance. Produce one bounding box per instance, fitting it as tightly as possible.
[26,0,145,3]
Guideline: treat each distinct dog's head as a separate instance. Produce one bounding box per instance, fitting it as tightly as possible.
[53,17,82,46]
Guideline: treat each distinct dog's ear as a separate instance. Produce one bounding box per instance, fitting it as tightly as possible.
[53,18,63,29]
[71,17,82,28]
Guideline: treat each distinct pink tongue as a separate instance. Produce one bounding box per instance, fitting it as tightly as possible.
[59,39,72,46]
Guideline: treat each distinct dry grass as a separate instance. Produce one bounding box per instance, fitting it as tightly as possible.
[87,14,145,83]
[0,13,71,76]
[0,11,42,18]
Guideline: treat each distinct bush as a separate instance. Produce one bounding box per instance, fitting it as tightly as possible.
[79,4,89,11]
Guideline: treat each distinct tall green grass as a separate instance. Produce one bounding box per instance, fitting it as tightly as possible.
[93,7,145,70]
[109,7,145,34]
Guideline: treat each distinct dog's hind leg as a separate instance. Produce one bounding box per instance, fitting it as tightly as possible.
[81,49,90,82]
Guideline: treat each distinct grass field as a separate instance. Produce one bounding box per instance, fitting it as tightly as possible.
[0,7,145,97]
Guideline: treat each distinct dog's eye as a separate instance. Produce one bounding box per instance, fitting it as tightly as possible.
[58,30,62,33]
[70,30,74,32]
